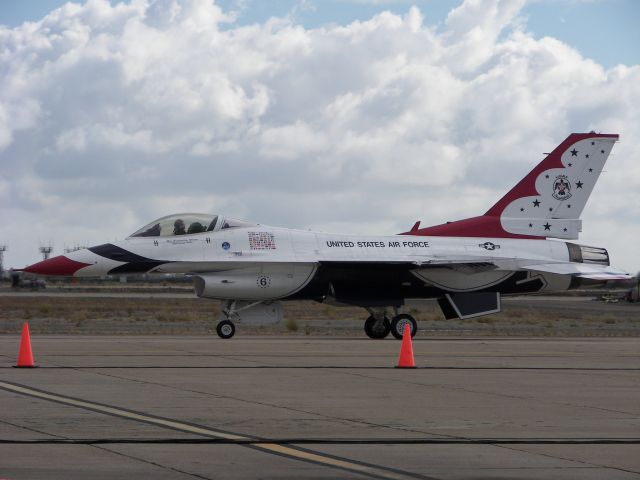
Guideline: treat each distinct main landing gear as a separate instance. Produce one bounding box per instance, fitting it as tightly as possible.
[363,308,417,340]
[364,313,390,339]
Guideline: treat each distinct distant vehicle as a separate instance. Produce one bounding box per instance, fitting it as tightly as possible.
[600,293,620,303]
[22,133,630,338]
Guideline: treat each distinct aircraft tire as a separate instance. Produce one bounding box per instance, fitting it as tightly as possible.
[364,315,391,339]
[390,314,417,340]
[216,320,236,339]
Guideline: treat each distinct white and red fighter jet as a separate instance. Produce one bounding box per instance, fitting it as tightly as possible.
[23,133,629,339]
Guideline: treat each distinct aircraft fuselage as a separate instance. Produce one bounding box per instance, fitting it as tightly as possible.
[59,227,578,304]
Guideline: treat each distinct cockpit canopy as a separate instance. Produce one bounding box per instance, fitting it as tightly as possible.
[129,214,256,238]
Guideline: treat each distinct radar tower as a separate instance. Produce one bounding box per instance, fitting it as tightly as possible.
[39,245,53,261]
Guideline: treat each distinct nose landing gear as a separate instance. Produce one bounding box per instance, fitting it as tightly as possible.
[215,300,285,339]
[216,299,252,339]
[216,319,236,339]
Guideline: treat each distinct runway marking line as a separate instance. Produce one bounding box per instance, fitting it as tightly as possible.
[2,438,639,445]
[0,380,432,480]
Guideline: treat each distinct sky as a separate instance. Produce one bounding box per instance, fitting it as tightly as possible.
[0,0,639,275]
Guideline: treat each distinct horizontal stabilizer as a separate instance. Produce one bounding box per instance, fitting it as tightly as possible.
[522,263,631,280]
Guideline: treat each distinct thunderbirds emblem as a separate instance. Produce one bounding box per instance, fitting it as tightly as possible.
[552,175,572,200]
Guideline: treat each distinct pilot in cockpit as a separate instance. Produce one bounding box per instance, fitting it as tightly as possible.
[173,219,186,235]
[187,222,204,234]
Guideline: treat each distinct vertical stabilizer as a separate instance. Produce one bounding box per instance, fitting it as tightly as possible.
[406,133,619,239]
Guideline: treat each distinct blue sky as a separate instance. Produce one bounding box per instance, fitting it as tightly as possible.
[1,0,639,68]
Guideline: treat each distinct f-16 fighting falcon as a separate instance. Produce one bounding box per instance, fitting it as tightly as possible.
[23,133,630,339]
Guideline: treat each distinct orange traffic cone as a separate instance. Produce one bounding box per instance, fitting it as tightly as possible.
[395,324,416,369]
[14,322,36,368]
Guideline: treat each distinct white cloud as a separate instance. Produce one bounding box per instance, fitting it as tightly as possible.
[260,121,327,160]
[0,0,639,274]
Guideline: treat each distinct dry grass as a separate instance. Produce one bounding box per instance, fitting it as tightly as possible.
[0,293,638,336]
[284,317,299,332]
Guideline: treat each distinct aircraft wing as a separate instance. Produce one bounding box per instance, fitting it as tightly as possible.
[321,256,631,280]
[170,256,630,281]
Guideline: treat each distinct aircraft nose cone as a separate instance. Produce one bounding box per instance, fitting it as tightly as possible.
[23,255,92,276]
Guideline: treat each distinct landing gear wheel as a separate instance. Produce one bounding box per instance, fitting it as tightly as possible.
[391,314,417,340]
[216,320,236,339]
[364,316,391,339]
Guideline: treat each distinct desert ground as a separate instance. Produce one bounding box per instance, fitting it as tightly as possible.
[1,282,637,337]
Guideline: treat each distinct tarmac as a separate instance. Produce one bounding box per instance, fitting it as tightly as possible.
[1,335,639,479]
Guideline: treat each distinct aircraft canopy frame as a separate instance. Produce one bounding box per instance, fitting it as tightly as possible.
[129,214,256,238]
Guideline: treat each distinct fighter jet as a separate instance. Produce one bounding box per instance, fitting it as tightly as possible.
[24,133,629,339]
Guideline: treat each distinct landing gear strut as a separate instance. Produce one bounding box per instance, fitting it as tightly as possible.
[217,300,238,339]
